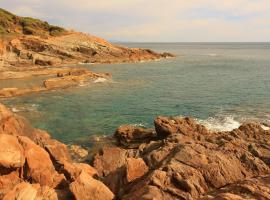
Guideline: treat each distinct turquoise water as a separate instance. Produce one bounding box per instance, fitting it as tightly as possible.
[2,43,270,145]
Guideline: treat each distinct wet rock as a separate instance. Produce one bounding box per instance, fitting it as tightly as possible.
[69,171,114,200]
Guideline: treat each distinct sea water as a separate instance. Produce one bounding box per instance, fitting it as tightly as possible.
[2,43,270,144]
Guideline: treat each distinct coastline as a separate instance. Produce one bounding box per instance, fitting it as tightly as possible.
[0,32,174,98]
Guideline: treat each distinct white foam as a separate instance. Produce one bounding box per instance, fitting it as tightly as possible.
[202,53,219,57]
[198,115,241,132]
[131,123,147,128]
[93,78,108,83]
[11,107,20,112]
[261,125,270,131]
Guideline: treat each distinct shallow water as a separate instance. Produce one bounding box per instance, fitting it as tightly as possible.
[2,43,270,144]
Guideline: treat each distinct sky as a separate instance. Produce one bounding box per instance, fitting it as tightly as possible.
[1,0,270,42]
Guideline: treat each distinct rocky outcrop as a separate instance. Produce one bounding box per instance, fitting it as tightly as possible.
[93,116,270,199]
[115,125,157,148]
[0,103,114,200]
[0,9,174,98]
[0,68,111,98]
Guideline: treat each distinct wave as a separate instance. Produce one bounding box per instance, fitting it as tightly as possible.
[198,114,270,132]
[198,115,241,132]
[11,104,39,113]
[93,77,108,83]
[201,53,219,57]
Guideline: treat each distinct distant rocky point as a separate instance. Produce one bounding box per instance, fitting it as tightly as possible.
[0,8,174,98]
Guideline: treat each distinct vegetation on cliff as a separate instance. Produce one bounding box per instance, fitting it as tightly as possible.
[0,8,66,36]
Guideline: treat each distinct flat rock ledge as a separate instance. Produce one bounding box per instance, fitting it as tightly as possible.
[0,68,112,98]
[1,103,270,200]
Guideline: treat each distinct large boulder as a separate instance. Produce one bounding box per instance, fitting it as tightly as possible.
[69,171,114,200]
[93,147,127,177]
[61,161,98,181]
[126,158,148,182]
[17,136,66,188]
[154,116,208,138]
[0,134,25,168]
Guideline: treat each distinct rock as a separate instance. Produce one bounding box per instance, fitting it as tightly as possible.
[69,171,114,200]
[0,134,25,168]
[61,161,97,181]
[201,175,270,200]
[17,136,66,188]
[3,182,58,200]
[44,139,71,165]
[3,182,38,200]
[93,147,127,176]
[126,158,148,182]
[154,116,208,138]
[68,145,89,162]
[0,171,22,199]
[114,117,270,199]
[115,125,156,148]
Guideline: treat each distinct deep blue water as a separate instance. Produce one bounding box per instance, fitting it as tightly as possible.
[2,43,270,144]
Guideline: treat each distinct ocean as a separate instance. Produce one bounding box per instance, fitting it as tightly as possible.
[2,43,270,145]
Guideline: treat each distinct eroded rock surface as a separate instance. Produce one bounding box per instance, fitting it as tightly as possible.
[0,103,114,200]
[93,116,270,200]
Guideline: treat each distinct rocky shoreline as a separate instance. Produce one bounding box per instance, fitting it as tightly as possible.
[0,103,270,199]
[0,34,173,98]
[0,8,174,98]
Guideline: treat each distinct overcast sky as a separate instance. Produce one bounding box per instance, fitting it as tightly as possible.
[1,0,270,42]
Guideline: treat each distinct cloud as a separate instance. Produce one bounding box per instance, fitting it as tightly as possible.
[0,0,270,41]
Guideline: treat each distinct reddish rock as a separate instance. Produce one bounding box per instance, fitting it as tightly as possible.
[0,171,22,199]
[126,158,148,182]
[0,134,25,168]
[44,139,71,165]
[3,182,58,200]
[115,125,156,148]
[154,116,208,138]
[62,161,97,181]
[93,147,127,176]
[68,145,89,162]
[69,171,114,200]
[201,175,270,200]
[17,136,65,188]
